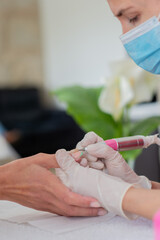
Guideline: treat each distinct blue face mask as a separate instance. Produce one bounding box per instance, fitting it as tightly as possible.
[120,15,160,74]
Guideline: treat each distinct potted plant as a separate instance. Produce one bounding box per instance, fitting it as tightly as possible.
[54,59,160,162]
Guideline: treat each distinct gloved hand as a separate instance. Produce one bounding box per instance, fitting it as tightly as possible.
[86,142,151,189]
[76,132,104,170]
[76,132,151,189]
[55,149,140,219]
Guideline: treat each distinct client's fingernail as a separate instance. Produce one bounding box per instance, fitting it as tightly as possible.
[98,210,107,216]
[90,202,101,208]
[72,151,84,161]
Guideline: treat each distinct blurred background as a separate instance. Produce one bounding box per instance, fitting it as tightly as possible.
[0,0,160,181]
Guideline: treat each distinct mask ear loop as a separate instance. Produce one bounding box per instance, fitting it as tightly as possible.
[158,14,160,21]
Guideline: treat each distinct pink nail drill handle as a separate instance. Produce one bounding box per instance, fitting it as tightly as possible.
[104,139,118,151]
[104,134,160,152]
[154,211,160,240]
[104,136,145,151]
[83,134,160,153]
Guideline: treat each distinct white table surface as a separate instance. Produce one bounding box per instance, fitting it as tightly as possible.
[0,204,154,240]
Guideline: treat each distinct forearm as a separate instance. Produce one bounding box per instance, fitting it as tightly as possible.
[122,187,160,220]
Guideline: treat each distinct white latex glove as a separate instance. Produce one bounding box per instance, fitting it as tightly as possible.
[55,149,139,219]
[86,142,151,189]
[76,132,104,170]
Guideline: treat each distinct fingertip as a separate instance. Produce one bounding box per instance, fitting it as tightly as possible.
[97,209,108,216]
[97,136,104,142]
[84,152,97,162]
[75,207,107,217]
[55,149,76,170]
[90,201,101,208]
[77,132,98,149]
[89,161,104,170]
[71,151,84,162]
[55,149,66,159]
[76,142,82,150]
[66,207,105,217]
[69,191,100,208]
[80,158,88,167]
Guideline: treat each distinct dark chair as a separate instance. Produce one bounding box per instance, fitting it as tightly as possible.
[0,87,85,157]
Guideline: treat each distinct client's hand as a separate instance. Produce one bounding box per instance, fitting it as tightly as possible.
[76,132,151,189]
[0,153,102,217]
[55,149,138,219]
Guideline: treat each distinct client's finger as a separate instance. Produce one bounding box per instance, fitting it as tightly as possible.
[80,158,88,167]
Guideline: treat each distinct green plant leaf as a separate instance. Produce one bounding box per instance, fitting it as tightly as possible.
[54,86,120,139]
[130,116,160,136]
[53,86,160,163]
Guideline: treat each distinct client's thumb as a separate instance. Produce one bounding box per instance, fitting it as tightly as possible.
[55,149,78,171]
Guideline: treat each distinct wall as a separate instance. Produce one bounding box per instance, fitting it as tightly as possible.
[0,0,43,87]
[39,0,125,90]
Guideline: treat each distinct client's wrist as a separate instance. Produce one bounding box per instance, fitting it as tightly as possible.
[122,187,148,218]
[122,187,137,214]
